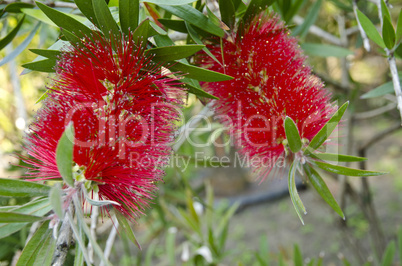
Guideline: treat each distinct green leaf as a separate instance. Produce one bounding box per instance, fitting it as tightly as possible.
[0,178,50,197]
[167,61,233,82]
[284,117,302,153]
[119,0,139,35]
[16,221,55,266]
[288,162,306,224]
[92,0,120,39]
[75,0,99,29]
[183,80,219,99]
[3,2,35,13]
[22,58,56,73]
[284,0,307,22]
[219,0,235,28]
[396,9,402,41]
[291,0,322,38]
[185,22,221,65]
[158,19,187,33]
[380,0,391,22]
[21,8,57,27]
[115,211,141,250]
[305,102,348,154]
[0,212,43,223]
[380,241,395,266]
[61,28,81,44]
[356,9,386,49]
[49,184,63,218]
[159,4,224,37]
[0,198,52,239]
[0,15,25,50]
[56,123,75,187]
[147,45,204,62]
[301,43,354,58]
[131,19,157,49]
[313,161,387,176]
[303,163,344,219]
[0,23,40,67]
[382,16,396,50]
[141,0,196,4]
[29,49,61,60]
[309,153,367,162]
[294,244,303,266]
[36,2,93,38]
[242,0,275,25]
[360,80,397,99]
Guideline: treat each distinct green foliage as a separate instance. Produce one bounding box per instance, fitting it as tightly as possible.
[0,15,25,50]
[284,116,302,153]
[291,0,322,38]
[356,9,386,49]
[55,123,75,187]
[301,43,354,58]
[16,221,55,266]
[0,178,50,198]
[288,161,306,224]
[119,0,139,35]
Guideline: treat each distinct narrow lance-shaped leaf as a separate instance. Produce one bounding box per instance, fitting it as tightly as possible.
[305,101,348,154]
[56,123,75,187]
[303,163,344,219]
[92,0,120,39]
[242,0,276,25]
[49,184,63,218]
[36,2,93,39]
[22,58,56,73]
[0,212,44,223]
[183,80,219,100]
[294,244,303,266]
[119,0,139,35]
[0,22,40,67]
[284,116,302,153]
[380,0,391,22]
[159,4,224,37]
[16,221,55,266]
[0,15,25,50]
[131,19,157,49]
[380,241,395,266]
[291,0,322,38]
[309,153,367,162]
[0,178,50,197]
[75,0,99,29]
[29,49,61,60]
[313,160,387,177]
[167,61,233,82]
[396,9,402,41]
[218,0,236,28]
[3,2,35,13]
[382,16,396,50]
[288,161,306,224]
[115,211,142,250]
[147,45,204,62]
[356,9,386,48]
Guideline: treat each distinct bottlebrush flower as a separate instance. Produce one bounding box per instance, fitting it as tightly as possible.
[196,12,335,180]
[20,33,184,219]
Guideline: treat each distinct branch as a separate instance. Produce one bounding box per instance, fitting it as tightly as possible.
[359,122,401,151]
[353,0,371,51]
[292,15,343,46]
[100,216,119,266]
[353,102,397,119]
[52,208,74,266]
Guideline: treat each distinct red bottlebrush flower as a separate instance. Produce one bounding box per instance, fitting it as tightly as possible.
[197,12,334,180]
[21,33,184,219]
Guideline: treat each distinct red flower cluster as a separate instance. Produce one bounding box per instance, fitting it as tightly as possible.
[197,12,334,180]
[22,33,183,219]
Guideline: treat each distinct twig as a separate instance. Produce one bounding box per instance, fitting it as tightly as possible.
[353,0,371,51]
[387,54,402,123]
[292,15,343,46]
[172,101,215,151]
[354,102,397,119]
[100,216,119,266]
[52,208,74,266]
[359,123,402,151]
[87,193,99,264]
